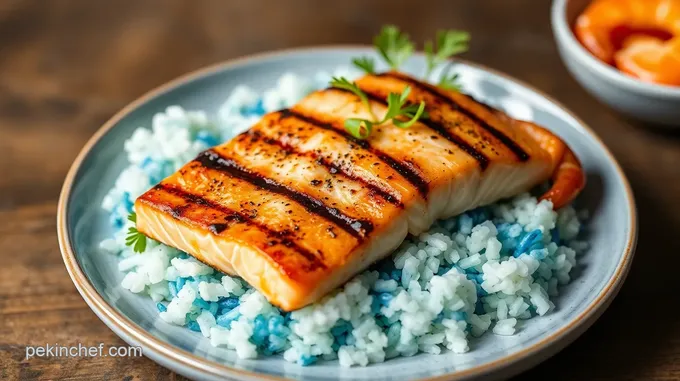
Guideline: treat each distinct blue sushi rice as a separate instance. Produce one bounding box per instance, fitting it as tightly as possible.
[176,277,186,293]
[218,297,240,313]
[216,309,241,329]
[104,70,588,368]
[241,99,266,116]
[167,281,178,298]
[514,229,543,257]
[109,213,124,230]
[195,130,221,148]
[187,321,201,332]
[192,297,211,310]
[140,158,175,184]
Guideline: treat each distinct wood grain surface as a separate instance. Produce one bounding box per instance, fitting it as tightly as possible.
[1,0,679,380]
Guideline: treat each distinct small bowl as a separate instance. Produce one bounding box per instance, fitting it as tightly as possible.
[551,0,680,127]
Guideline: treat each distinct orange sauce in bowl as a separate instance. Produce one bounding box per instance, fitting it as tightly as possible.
[574,0,680,86]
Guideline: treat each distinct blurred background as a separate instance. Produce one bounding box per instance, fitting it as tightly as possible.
[1,0,678,380]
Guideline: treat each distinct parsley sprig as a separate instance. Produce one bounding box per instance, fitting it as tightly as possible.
[351,57,376,75]
[438,71,463,92]
[384,86,428,128]
[330,76,376,120]
[125,212,147,253]
[330,77,426,139]
[351,25,468,92]
[374,25,414,70]
[424,30,470,78]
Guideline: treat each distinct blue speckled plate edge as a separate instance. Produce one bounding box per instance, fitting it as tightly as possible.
[57,45,638,381]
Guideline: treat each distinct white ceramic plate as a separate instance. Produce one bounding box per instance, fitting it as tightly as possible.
[58,47,637,381]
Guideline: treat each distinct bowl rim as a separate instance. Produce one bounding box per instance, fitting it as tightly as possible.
[551,0,680,98]
[57,45,638,381]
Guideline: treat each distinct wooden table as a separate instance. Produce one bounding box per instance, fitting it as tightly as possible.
[1,1,679,380]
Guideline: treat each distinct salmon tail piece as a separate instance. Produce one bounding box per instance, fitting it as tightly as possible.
[493,113,586,209]
[539,147,586,209]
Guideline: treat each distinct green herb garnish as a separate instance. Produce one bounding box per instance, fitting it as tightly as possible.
[330,77,376,120]
[424,30,470,78]
[125,212,147,253]
[438,71,463,92]
[330,77,426,139]
[352,56,376,74]
[339,25,471,137]
[366,25,468,92]
[383,86,427,128]
[330,77,375,138]
[374,25,414,71]
[342,117,373,140]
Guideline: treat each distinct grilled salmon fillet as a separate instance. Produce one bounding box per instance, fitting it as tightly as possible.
[135,71,585,311]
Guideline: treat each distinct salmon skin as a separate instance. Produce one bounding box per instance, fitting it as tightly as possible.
[135,71,585,311]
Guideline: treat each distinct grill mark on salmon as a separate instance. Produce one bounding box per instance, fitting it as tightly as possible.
[194,149,374,240]
[147,183,327,269]
[350,87,491,170]
[279,107,430,198]
[170,203,191,219]
[208,223,228,234]
[379,72,530,162]
[245,129,404,207]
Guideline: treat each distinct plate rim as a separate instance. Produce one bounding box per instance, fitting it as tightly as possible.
[57,45,638,381]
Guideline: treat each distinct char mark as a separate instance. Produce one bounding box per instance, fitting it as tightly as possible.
[195,149,373,240]
[247,128,404,207]
[170,204,190,219]
[280,107,430,198]
[378,72,530,162]
[155,183,325,268]
[209,223,228,234]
